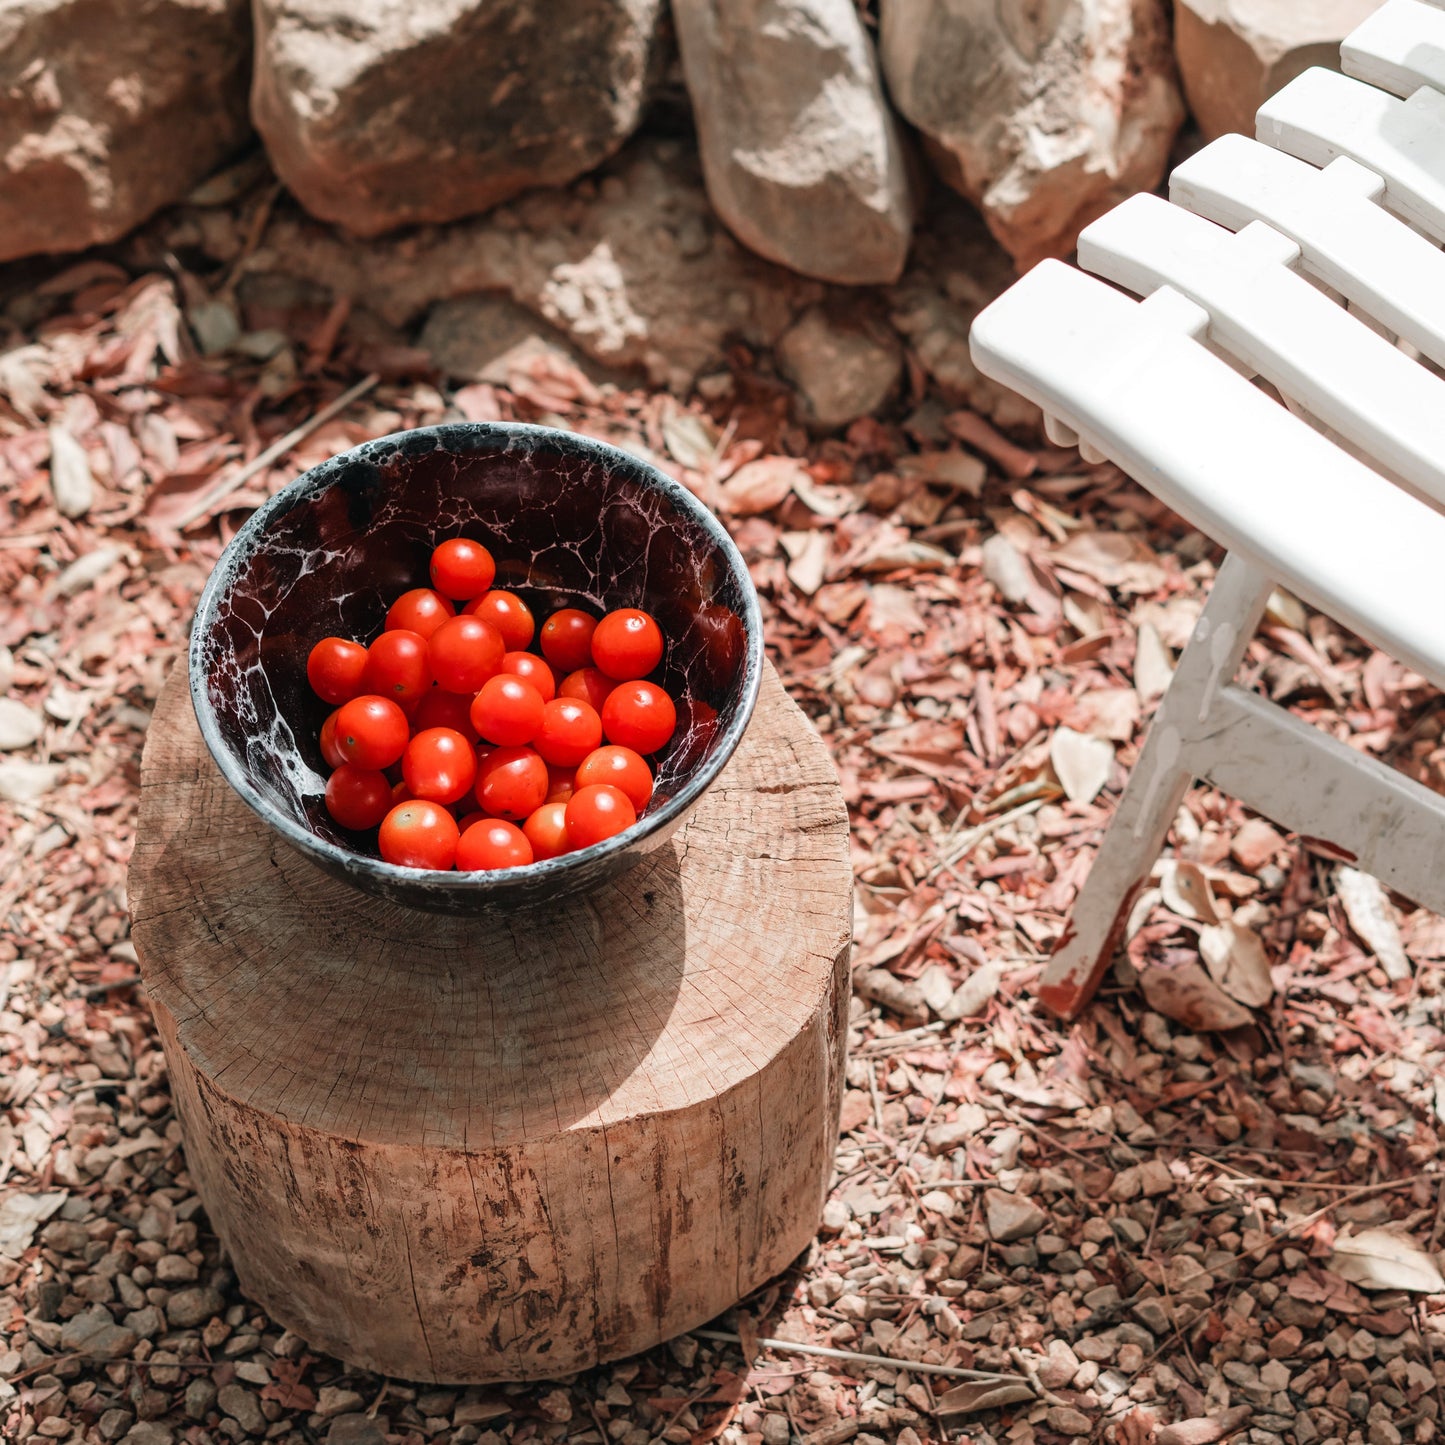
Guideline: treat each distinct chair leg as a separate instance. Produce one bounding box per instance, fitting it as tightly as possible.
[1038,552,1274,1018]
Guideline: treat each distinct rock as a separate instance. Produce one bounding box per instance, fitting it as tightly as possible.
[1175,0,1382,142]
[1140,960,1253,1033]
[328,1415,388,1445]
[59,1304,137,1361]
[418,296,619,389]
[821,1199,852,1233]
[122,1306,167,1340]
[153,1255,198,1284]
[0,0,251,263]
[251,0,664,236]
[1046,1408,1093,1438]
[984,1188,1046,1243]
[121,1427,174,1445]
[217,1383,266,1435]
[165,1286,224,1329]
[879,0,1185,267]
[1156,1410,1252,1445]
[672,0,914,284]
[98,1410,134,1442]
[0,699,43,751]
[1038,1339,1081,1390]
[183,1379,217,1421]
[258,136,821,393]
[317,1388,366,1420]
[775,306,903,429]
[0,759,60,805]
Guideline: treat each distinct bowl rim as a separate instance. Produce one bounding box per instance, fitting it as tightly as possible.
[188,420,765,894]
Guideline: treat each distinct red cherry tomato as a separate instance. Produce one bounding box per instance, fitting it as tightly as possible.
[565,784,637,849]
[544,765,575,804]
[601,681,676,755]
[523,801,571,861]
[463,590,534,650]
[540,608,597,673]
[402,727,479,806]
[411,689,479,744]
[456,810,487,833]
[475,746,548,820]
[379,800,459,870]
[334,695,410,769]
[591,608,664,681]
[324,763,393,830]
[502,651,556,702]
[386,588,455,639]
[533,697,603,767]
[319,710,348,769]
[430,538,496,600]
[558,667,616,712]
[575,745,653,812]
[456,819,534,871]
[427,615,505,694]
[363,629,431,709]
[469,675,545,747]
[307,637,368,705]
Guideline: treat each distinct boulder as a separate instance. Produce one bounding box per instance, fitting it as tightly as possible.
[671,0,915,284]
[251,0,665,236]
[879,0,1185,268]
[1174,0,1384,142]
[0,0,251,263]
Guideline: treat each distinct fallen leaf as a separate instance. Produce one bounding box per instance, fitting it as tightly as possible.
[49,423,95,518]
[1162,861,1219,924]
[0,698,44,751]
[1336,867,1411,981]
[0,1190,66,1258]
[1330,1229,1445,1293]
[1134,621,1174,703]
[1050,726,1114,805]
[1140,960,1252,1032]
[780,531,830,596]
[719,456,806,516]
[935,1380,1036,1418]
[791,470,861,519]
[660,404,718,470]
[1199,921,1273,1008]
[982,533,1032,606]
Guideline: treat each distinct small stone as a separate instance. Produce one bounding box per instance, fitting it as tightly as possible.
[1138,1159,1174,1196]
[123,1306,166,1340]
[1118,1343,1145,1372]
[821,1199,852,1232]
[328,1416,387,1445]
[154,1255,198,1284]
[166,1287,224,1329]
[184,1379,217,1421]
[0,760,61,804]
[317,1388,366,1419]
[1268,1325,1303,1358]
[776,306,903,429]
[99,1411,134,1442]
[1347,1330,1377,1362]
[762,1415,791,1445]
[59,1304,137,1361]
[984,1188,1046,1243]
[1156,1410,1254,1445]
[1038,1339,1080,1390]
[1368,1423,1402,1445]
[1046,1407,1092,1437]
[538,1389,572,1423]
[121,1426,175,1445]
[217,1383,266,1435]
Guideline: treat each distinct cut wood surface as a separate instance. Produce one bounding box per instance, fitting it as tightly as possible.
[129,660,852,1383]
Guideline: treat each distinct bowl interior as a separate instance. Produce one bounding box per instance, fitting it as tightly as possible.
[193,425,756,865]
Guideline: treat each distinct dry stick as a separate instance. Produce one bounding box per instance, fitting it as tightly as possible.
[175,372,381,530]
[689,1330,1033,1386]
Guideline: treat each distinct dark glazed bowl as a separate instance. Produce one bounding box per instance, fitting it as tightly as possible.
[189,423,763,912]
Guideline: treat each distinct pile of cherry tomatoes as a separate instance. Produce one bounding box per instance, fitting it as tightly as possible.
[305,538,680,871]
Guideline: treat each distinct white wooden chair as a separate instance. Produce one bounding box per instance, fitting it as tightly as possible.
[968,0,1445,1018]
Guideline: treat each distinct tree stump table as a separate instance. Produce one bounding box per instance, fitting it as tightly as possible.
[128,661,852,1383]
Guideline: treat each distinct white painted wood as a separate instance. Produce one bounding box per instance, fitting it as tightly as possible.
[1076,193,1445,507]
[1341,0,1445,98]
[1256,67,1445,240]
[1170,135,1445,367]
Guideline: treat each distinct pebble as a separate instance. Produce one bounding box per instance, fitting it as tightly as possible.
[1037,1338,1080,1389]
[99,1411,134,1442]
[821,1199,851,1232]
[984,1187,1046,1242]
[121,1426,174,1445]
[1157,1410,1253,1445]
[58,1304,138,1360]
[1046,1406,1092,1436]
[217,1382,266,1434]
[154,1254,199,1284]
[183,1379,217,1420]
[166,1286,224,1328]
[328,1415,388,1445]
[317,1387,366,1418]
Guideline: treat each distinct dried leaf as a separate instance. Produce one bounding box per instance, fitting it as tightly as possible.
[981,533,1032,606]
[1162,861,1219,924]
[1051,529,1165,593]
[935,1380,1036,1418]
[1330,1229,1445,1293]
[791,470,861,519]
[0,698,44,751]
[780,531,830,596]
[49,423,94,518]
[1134,621,1174,703]
[1336,867,1411,981]
[0,1190,66,1258]
[660,405,718,470]
[1049,726,1114,805]
[719,456,806,516]
[1140,960,1252,1032]
[1199,921,1273,1008]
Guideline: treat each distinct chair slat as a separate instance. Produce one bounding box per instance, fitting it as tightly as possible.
[1342,0,1445,98]
[1170,134,1445,367]
[968,262,1445,687]
[1256,67,1445,240]
[1077,192,1445,507]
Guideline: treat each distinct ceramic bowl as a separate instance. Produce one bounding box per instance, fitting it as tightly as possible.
[189,422,763,912]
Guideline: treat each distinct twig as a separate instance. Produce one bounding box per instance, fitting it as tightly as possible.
[924,798,1046,884]
[175,373,380,529]
[1007,1347,1068,1408]
[689,1330,1033,1385]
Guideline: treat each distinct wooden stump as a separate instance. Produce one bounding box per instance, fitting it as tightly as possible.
[129,661,852,1383]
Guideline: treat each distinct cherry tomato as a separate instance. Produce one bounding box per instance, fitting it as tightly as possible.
[601,681,676,755]
[430,538,496,600]
[427,615,505,694]
[391,779,412,804]
[470,675,545,747]
[379,800,459,870]
[591,608,663,681]
[363,629,431,709]
[412,689,479,744]
[558,666,616,712]
[565,784,637,849]
[456,819,533,871]
[402,727,479,806]
[575,745,652,812]
[544,764,575,804]
[386,588,455,639]
[475,746,548,820]
[319,710,348,769]
[307,637,368,705]
[334,695,410,769]
[539,608,597,673]
[502,651,556,702]
[533,697,602,767]
[464,590,534,650]
[324,763,392,830]
[456,810,487,833]
[523,801,571,861]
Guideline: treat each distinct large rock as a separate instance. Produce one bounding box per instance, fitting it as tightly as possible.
[879,0,1185,268]
[1175,0,1384,142]
[671,0,915,285]
[251,0,665,236]
[0,0,250,263]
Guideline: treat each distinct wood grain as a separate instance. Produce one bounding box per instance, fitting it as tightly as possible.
[129,660,852,1382]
